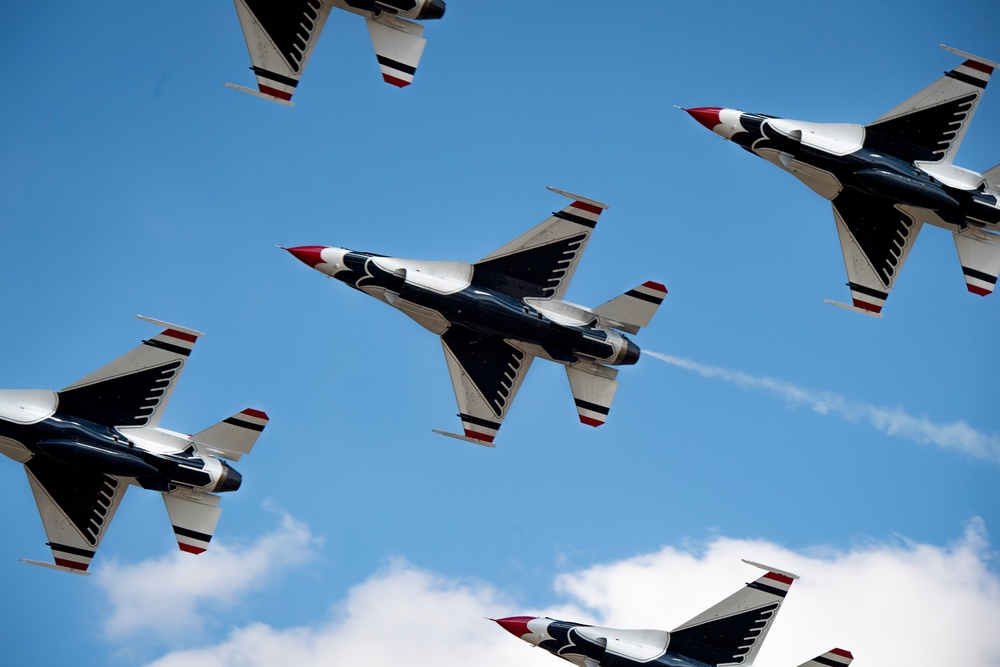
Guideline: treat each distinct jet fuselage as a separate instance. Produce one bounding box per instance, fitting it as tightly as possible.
[0,390,242,494]
[312,248,640,367]
[692,108,1000,231]
[336,0,445,21]
[496,617,702,667]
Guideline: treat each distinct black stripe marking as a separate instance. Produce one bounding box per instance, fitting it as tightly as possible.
[624,289,664,305]
[376,55,416,76]
[847,282,889,300]
[946,69,988,89]
[574,399,610,415]
[553,210,597,229]
[962,266,998,284]
[458,413,502,430]
[223,417,266,432]
[143,338,191,357]
[173,526,213,542]
[250,66,300,88]
[747,580,788,598]
[47,542,96,558]
[813,656,845,667]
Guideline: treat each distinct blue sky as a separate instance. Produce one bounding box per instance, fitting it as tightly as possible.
[1,2,998,665]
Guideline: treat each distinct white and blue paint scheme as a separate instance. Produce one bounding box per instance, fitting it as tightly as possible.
[495,560,853,667]
[227,0,446,105]
[686,45,1000,316]
[0,316,269,574]
[284,187,667,446]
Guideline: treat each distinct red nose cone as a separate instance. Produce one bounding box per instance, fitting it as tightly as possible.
[494,616,535,638]
[285,245,328,268]
[685,107,724,131]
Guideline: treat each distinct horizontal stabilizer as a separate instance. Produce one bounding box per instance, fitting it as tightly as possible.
[983,163,1000,193]
[953,230,1000,296]
[797,648,854,667]
[432,430,497,448]
[193,409,270,462]
[162,490,222,555]
[593,281,667,334]
[366,16,426,87]
[20,558,90,576]
[566,363,619,427]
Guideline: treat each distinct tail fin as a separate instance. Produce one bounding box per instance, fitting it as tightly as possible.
[797,649,854,667]
[953,229,1000,296]
[162,489,223,555]
[566,362,619,427]
[192,409,269,462]
[668,560,798,666]
[593,282,667,334]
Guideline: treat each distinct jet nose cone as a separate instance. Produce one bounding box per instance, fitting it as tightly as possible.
[284,245,330,269]
[494,616,535,639]
[684,107,725,132]
[419,0,445,20]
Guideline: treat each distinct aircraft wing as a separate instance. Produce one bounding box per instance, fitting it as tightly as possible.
[21,455,128,574]
[866,46,996,164]
[435,327,535,446]
[58,317,203,429]
[472,188,608,300]
[828,191,924,315]
[669,560,797,667]
[228,0,333,105]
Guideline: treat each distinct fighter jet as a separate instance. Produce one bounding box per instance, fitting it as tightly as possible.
[284,187,666,446]
[685,45,1000,316]
[227,0,446,105]
[0,316,268,575]
[494,560,852,667]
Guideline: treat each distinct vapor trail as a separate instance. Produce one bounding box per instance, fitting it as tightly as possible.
[646,351,1000,466]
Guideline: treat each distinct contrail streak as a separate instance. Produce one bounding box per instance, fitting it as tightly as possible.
[646,351,1000,466]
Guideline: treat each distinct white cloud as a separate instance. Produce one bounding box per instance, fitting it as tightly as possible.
[95,512,319,641]
[134,520,1000,667]
[646,351,1000,466]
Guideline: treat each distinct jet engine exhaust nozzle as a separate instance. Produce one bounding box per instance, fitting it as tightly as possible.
[215,461,243,493]
[418,0,446,20]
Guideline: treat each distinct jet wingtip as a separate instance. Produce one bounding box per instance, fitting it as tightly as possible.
[821,299,884,319]
[20,558,91,576]
[432,430,496,448]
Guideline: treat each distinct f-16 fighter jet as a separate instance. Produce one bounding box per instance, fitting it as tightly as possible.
[227,0,446,105]
[284,187,666,446]
[494,560,853,667]
[0,316,269,575]
[685,45,1000,316]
